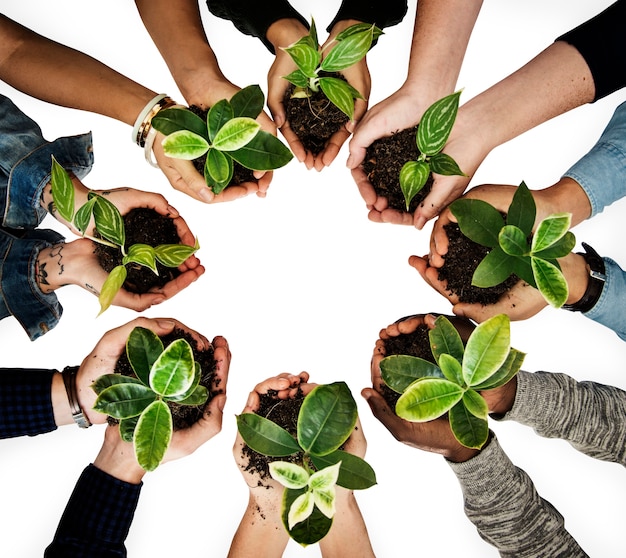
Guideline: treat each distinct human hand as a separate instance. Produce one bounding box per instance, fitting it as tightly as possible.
[36,238,204,311]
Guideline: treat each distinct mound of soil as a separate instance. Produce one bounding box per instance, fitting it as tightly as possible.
[437,222,519,305]
[94,207,181,293]
[362,126,433,213]
[112,327,218,430]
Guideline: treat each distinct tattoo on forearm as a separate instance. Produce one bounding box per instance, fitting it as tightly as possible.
[85,283,100,296]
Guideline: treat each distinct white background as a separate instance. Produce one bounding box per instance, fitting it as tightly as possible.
[1,1,625,556]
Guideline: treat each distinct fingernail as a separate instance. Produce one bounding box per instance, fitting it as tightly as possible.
[156,319,176,329]
[346,155,353,168]
[167,205,179,217]
[199,188,213,203]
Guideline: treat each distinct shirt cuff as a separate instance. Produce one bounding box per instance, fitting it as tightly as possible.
[328,0,408,32]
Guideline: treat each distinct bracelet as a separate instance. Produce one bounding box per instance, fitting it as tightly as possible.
[144,126,159,168]
[131,94,176,147]
[62,366,92,429]
[562,242,606,313]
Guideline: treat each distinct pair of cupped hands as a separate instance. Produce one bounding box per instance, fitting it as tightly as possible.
[78,313,517,487]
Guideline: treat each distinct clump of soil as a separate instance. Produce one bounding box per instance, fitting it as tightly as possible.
[380,321,434,408]
[283,74,350,155]
[188,105,256,185]
[111,327,218,430]
[242,389,306,482]
[362,126,433,213]
[437,222,520,305]
[94,207,181,293]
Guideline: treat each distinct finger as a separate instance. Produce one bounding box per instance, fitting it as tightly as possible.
[361,388,404,435]
[150,266,205,301]
[350,167,378,209]
[279,120,308,164]
[315,127,350,170]
[379,207,415,226]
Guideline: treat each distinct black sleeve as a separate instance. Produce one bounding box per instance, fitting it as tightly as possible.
[327,0,408,32]
[556,0,626,102]
[206,0,309,53]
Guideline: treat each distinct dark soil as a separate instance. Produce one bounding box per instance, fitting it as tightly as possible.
[362,126,433,213]
[188,105,256,185]
[242,389,305,483]
[283,74,350,155]
[437,222,520,305]
[94,207,181,293]
[380,321,434,408]
[111,327,218,430]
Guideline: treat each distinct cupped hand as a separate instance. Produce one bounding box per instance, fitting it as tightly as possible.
[76,317,211,425]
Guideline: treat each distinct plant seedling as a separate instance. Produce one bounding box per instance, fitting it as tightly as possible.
[151,85,292,195]
[237,381,376,546]
[92,327,208,471]
[380,314,525,449]
[282,19,382,120]
[399,91,466,211]
[50,157,199,314]
[449,181,575,307]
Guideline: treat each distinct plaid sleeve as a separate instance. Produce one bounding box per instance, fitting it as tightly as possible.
[0,368,57,438]
[45,464,142,558]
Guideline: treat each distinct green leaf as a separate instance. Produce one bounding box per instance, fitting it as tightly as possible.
[429,315,465,365]
[283,69,310,88]
[531,213,572,253]
[229,130,293,171]
[399,160,429,211]
[472,247,516,288]
[162,130,210,160]
[207,99,234,141]
[283,42,320,78]
[91,373,144,396]
[509,254,536,287]
[119,416,139,442]
[319,76,361,120]
[429,152,465,177]
[298,382,358,456]
[417,91,461,156]
[92,194,125,247]
[449,399,489,449]
[473,347,525,390]
[236,413,301,457]
[462,314,511,387]
[212,117,260,151]
[50,156,75,222]
[134,400,172,471]
[396,378,464,422]
[171,383,208,406]
[379,354,444,394]
[288,490,315,530]
[321,25,374,72]
[438,353,464,386]
[462,389,488,419]
[123,244,158,274]
[533,231,575,260]
[74,197,96,235]
[309,462,341,492]
[335,22,383,43]
[126,327,163,386]
[269,461,310,489]
[311,450,376,490]
[450,198,505,248]
[499,225,529,257]
[204,154,232,195]
[230,84,264,119]
[282,488,332,546]
[205,147,234,190]
[92,382,157,419]
[98,265,127,315]
[150,338,195,397]
[308,18,319,49]
[312,487,336,520]
[154,241,199,268]
[506,181,535,235]
[531,257,569,308]
[151,108,208,140]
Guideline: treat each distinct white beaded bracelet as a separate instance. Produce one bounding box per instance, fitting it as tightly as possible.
[131,94,176,148]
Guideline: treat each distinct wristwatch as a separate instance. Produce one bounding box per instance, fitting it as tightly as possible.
[62,366,92,429]
[562,242,606,313]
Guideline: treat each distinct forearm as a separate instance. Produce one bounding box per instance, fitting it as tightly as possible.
[449,435,587,557]
[328,0,408,32]
[402,0,483,107]
[504,370,626,465]
[228,491,289,558]
[0,15,155,125]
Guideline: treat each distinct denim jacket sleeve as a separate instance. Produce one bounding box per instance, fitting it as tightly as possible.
[0,95,93,229]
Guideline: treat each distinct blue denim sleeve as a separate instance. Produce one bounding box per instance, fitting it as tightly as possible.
[0,227,65,340]
[584,257,626,341]
[563,100,626,217]
[0,95,93,229]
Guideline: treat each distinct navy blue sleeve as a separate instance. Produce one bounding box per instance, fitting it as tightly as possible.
[45,464,142,558]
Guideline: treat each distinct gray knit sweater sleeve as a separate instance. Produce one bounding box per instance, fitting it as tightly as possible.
[448,436,588,557]
[503,370,626,465]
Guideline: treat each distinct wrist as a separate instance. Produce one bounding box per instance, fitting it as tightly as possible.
[537,176,591,226]
[266,18,309,51]
[35,242,66,294]
[94,428,145,484]
[562,243,606,312]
